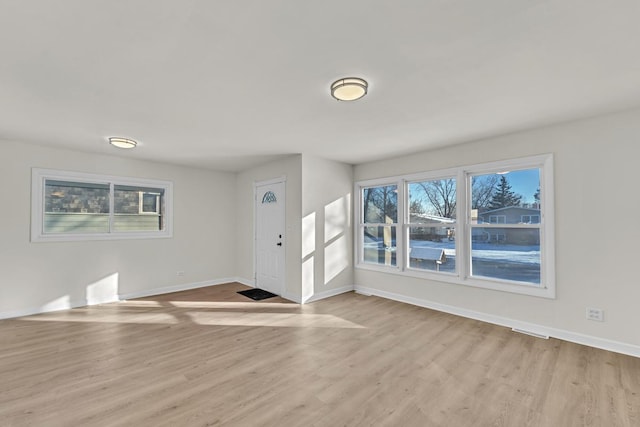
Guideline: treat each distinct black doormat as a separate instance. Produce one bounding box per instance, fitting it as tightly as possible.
[237,288,279,301]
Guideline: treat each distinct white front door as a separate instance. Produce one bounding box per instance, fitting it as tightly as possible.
[255,180,285,295]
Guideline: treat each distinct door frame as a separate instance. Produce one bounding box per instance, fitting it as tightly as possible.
[253,176,286,293]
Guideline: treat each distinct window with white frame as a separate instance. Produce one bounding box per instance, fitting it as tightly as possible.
[488,215,506,224]
[521,215,540,224]
[407,176,456,273]
[138,191,161,214]
[355,154,555,298]
[360,184,398,267]
[31,168,173,242]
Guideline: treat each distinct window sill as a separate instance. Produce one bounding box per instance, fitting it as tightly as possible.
[31,231,173,243]
[355,262,555,299]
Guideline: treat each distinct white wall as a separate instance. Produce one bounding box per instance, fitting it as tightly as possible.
[354,108,640,353]
[235,154,353,303]
[301,155,353,301]
[4,107,639,355]
[235,155,303,301]
[0,140,237,318]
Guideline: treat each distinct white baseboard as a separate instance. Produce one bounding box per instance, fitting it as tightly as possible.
[233,277,255,287]
[119,277,239,301]
[303,285,355,304]
[0,298,88,320]
[0,278,243,320]
[283,285,355,304]
[354,285,640,359]
[281,291,302,304]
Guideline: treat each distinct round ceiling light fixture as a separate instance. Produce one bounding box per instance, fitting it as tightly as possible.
[108,137,138,149]
[331,77,368,101]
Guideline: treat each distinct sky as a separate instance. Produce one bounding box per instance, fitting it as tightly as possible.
[407,167,541,212]
[500,168,539,204]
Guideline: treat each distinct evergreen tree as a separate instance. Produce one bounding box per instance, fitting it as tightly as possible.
[488,176,522,209]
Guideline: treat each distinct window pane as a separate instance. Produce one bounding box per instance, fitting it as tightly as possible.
[114,185,165,232]
[472,169,540,224]
[409,226,455,272]
[407,178,456,272]
[44,180,110,233]
[363,185,397,223]
[408,178,456,221]
[471,228,540,284]
[363,226,396,266]
[141,193,159,213]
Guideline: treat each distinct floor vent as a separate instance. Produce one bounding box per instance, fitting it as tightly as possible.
[512,328,549,339]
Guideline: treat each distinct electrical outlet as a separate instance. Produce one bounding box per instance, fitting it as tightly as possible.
[176,271,185,277]
[586,307,604,322]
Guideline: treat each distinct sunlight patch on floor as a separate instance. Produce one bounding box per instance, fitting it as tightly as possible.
[21,312,178,324]
[18,306,364,329]
[120,300,163,307]
[187,312,365,328]
[168,301,299,309]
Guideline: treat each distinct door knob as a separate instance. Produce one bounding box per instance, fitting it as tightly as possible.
[277,242,282,246]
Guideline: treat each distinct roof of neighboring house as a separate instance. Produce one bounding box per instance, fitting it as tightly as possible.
[409,213,456,224]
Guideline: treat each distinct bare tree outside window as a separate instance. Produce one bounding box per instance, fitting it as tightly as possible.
[363,185,397,223]
[410,178,456,219]
[471,175,499,209]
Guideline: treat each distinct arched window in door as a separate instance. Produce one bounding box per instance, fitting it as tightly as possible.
[262,191,277,204]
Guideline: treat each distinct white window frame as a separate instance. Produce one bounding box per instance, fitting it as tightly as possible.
[355,154,555,298]
[405,170,459,276]
[31,168,173,242]
[139,191,161,214]
[356,178,403,271]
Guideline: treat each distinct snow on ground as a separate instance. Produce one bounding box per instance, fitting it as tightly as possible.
[364,238,541,283]
[410,240,540,265]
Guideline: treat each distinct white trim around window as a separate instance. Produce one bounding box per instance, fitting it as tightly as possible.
[31,168,173,242]
[355,154,555,299]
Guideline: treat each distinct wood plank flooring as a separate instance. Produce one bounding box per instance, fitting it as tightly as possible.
[1,282,639,426]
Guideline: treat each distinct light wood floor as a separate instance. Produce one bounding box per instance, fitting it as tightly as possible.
[1,283,639,427]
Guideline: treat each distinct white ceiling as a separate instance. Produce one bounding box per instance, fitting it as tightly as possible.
[2,1,640,171]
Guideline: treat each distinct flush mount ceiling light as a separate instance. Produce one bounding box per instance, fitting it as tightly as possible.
[331,77,368,101]
[108,137,137,149]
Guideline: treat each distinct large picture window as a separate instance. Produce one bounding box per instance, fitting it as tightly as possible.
[355,154,555,298]
[32,169,173,242]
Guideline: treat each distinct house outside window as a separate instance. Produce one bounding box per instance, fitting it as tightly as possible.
[469,172,543,285]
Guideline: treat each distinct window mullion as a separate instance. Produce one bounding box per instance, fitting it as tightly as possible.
[397,179,405,271]
[459,169,470,280]
[109,182,115,234]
